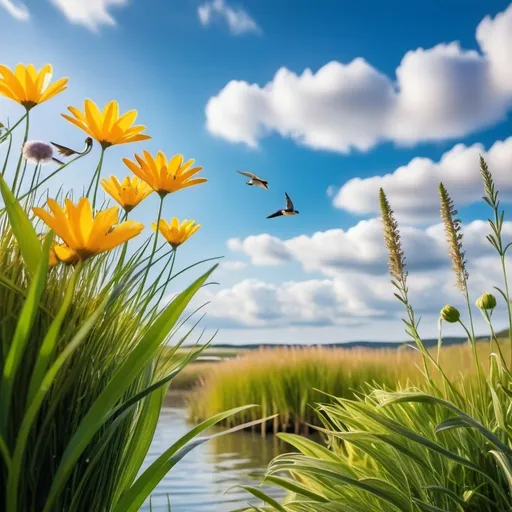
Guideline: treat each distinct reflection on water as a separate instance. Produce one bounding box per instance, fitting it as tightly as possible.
[139,407,287,511]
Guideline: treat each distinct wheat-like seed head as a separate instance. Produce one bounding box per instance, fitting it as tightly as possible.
[439,182,468,293]
[379,188,406,283]
[480,155,497,205]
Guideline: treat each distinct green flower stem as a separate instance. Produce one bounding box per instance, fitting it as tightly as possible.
[15,160,28,197]
[18,147,92,203]
[499,257,512,368]
[114,211,130,276]
[458,319,485,398]
[137,195,164,302]
[87,147,105,209]
[11,111,30,193]
[0,112,28,144]
[24,163,39,210]
[155,248,176,309]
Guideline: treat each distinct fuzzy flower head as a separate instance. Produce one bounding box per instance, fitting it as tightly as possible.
[23,140,54,164]
[0,64,68,110]
[379,188,407,283]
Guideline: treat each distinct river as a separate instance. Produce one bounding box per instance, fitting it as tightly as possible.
[139,407,287,511]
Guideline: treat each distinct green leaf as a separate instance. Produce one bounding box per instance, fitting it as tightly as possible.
[0,233,51,436]
[113,409,270,512]
[26,264,81,405]
[0,172,41,277]
[6,270,115,512]
[434,417,472,434]
[232,486,287,512]
[489,450,512,496]
[262,475,329,503]
[42,265,216,512]
[377,391,512,456]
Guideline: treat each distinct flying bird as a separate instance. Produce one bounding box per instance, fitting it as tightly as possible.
[51,137,93,157]
[267,193,300,219]
[237,170,269,190]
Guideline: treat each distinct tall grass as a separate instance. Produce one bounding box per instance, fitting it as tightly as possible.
[0,63,266,512]
[189,343,496,436]
[239,156,512,511]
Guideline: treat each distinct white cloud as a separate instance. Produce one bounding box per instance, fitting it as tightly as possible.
[198,0,260,35]
[227,218,512,277]
[220,260,248,270]
[205,3,512,152]
[202,256,507,329]
[334,137,512,220]
[0,0,29,20]
[1,0,128,29]
[49,0,128,30]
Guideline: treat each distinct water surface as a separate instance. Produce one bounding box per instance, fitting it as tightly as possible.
[139,407,287,511]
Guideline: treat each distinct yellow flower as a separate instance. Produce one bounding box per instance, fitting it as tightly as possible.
[49,244,80,267]
[33,198,144,261]
[152,218,201,249]
[62,99,151,150]
[123,151,206,197]
[100,176,153,212]
[0,64,68,110]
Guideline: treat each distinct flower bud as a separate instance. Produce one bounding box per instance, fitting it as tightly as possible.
[440,305,460,323]
[476,293,497,311]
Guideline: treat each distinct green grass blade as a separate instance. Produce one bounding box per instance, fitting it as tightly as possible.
[0,172,41,277]
[232,486,287,512]
[0,233,51,436]
[6,280,115,512]
[26,264,80,405]
[113,409,269,512]
[262,475,330,503]
[42,265,216,512]
[489,450,512,495]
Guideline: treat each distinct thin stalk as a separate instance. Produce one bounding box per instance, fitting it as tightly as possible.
[153,249,176,316]
[113,211,130,279]
[18,146,92,203]
[0,112,27,143]
[87,147,105,209]
[137,195,164,302]
[24,164,39,210]
[11,111,30,193]
[500,258,512,368]
[15,160,28,197]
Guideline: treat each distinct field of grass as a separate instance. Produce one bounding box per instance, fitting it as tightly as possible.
[187,341,502,435]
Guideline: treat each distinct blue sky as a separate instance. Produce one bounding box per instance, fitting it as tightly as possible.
[1,0,512,344]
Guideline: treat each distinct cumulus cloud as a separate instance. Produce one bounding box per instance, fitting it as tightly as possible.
[227,218,512,276]
[198,0,260,35]
[0,0,29,20]
[334,137,512,220]
[202,255,506,328]
[205,3,512,152]
[0,0,129,30]
[220,260,248,270]
[48,0,128,30]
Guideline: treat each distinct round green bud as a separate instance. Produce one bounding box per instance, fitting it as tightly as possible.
[476,293,497,311]
[440,305,460,323]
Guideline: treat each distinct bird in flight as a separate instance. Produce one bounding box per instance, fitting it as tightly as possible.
[267,193,300,219]
[237,170,269,190]
[51,137,93,157]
